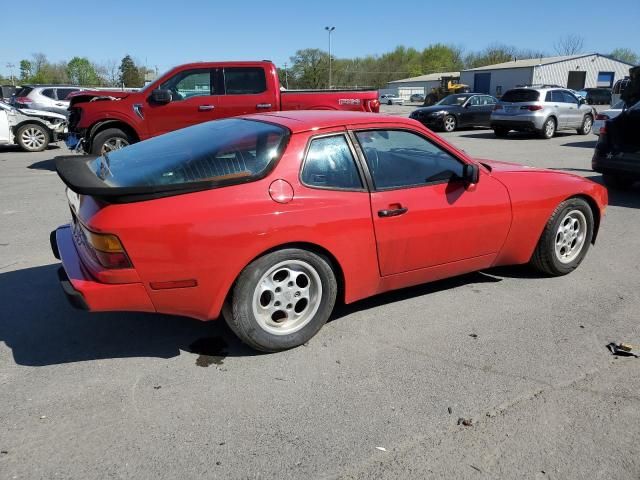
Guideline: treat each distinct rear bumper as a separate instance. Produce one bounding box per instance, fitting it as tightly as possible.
[592,151,640,178]
[51,226,156,313]
[490,119,540,131]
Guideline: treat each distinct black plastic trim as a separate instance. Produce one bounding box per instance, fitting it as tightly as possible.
[57,267,89,311]
[50,229,60,259]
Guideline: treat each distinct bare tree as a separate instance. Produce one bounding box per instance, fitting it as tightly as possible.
[554,34,584,56]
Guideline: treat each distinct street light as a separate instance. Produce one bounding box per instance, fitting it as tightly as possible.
[324,26,335,89]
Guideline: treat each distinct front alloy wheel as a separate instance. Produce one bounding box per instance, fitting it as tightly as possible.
[443,115,457,132]
[17,124,49,152]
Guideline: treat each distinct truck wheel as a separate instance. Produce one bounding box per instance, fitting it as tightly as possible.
[530,198,593,276]
[539,117,556,139]
[602,173,634,189]
[16,124,49,152]
[577,115,593,135]
[493,127,509,137]
[423,94,437,106]
[224,248,337,352]
[91,128,133,155]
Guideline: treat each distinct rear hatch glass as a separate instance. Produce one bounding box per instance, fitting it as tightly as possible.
[501,89,540,103]
[56,118,290,202]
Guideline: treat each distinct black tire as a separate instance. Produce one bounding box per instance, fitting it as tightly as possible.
[90,128,133,155]
[539,117,556,139]
[530,197,594,276]
[442,115,457,132]
[493,127,509,137]
[602,173,634,189]
[16,123,49,152]
[423,94,437,106]
[224,248,338,352]
[387,100,392,105]
[577,115,593,135]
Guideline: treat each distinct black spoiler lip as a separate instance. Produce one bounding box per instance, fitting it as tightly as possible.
[54,155,254,204]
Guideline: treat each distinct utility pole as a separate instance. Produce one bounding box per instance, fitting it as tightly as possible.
[324,26,335,89]
[5,63,16,85]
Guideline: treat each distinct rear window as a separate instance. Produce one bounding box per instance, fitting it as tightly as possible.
[56,88,79,100]
[89,119,289,188]
[501,89,540,102]
[224,67,267,94]
[15,86,33,97]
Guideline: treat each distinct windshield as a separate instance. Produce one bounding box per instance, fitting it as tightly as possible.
[89,119,289,188]
[436,95,469,106]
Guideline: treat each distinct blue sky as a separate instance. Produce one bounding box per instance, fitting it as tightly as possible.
[2,0,639,77]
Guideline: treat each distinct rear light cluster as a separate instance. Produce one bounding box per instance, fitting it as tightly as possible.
[493,104,502,111]
[78,223,132,269]
[15,96,33,105]
[595,114,610,121]
[520,105,543,111]
[366,99,380,113]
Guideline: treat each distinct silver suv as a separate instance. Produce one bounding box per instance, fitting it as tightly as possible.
[12,85,82,116]
[490,87,595,139]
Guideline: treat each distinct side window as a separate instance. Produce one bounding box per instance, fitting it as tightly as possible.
[224,67,267,94]
[551,90,564,103]
[56,88,79,100]
[160,69,212,101]
[41,88,55,99]
[301,135,362,190]
[561,91,578,104]
[355,130,464,190]
[484,96,497,105]
[468,96,481,106]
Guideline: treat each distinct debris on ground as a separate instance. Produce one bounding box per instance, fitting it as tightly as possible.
[375,447,387,452]
[470,464,482,472]
[153,385,161,390]
[448,407,452,414]
[457,417,473,426]
[607,342,640,357]
[469,334,478,339]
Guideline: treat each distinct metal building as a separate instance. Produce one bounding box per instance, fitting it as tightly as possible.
[460,54,634,97]
[385,71,460,100]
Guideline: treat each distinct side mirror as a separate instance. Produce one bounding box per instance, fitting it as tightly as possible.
[150,89,172,104]
[462,163,480,185]
[578,97,586,106]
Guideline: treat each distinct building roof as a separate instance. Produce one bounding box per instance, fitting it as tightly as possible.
[462,53,633,72]
[388,71,460,84]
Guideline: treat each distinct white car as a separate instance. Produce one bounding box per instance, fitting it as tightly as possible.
[0,101,67,152]
[380,94,404,105]
[593,100,627,136]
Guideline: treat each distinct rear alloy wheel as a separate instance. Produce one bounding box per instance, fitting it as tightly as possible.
[224,249,337,352]
[443,115,457,132]
[540,117,556,139]
[387,100,393,105]
[530,198,594,276]
[16,124,49,152]
[493,127,509,137]
[91,128,133,155]
[577,115,593,135]
[602,173,634,189]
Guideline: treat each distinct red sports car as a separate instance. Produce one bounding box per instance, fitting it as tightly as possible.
[52,111,607,352]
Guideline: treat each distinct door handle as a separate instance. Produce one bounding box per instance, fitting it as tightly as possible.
[256,103,272,109]
[198,105,215,111]
[378,207,408,217]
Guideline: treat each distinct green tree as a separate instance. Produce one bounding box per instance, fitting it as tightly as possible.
[67,57,100,85]
[118,55,144,87]
[19,60,32,81]
[288,49,329,89]
[609,48,639,65]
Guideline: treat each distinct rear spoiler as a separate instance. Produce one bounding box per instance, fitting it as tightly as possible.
[54,156,252,204]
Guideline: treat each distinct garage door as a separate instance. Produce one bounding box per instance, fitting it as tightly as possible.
[474,73,491,94]
[567,71,586,90]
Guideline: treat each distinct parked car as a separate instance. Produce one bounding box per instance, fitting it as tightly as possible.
[593,100,627,136]
[611,77,630,106]
[582,88,612,105]
[380,94,404,105]
[0,101,67,152]
[51,110,607,352]
[65,61,380,155]
[12,85,82,116]
[409,93,425,103]
[409,93,497,132]
[592,99,640,188]
[1,85,17,103]
[490,87,596,139]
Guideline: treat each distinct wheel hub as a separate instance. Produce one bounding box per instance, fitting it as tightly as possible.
[554,210,587,264]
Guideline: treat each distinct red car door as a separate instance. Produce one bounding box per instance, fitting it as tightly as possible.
[352,128,511,276]
[145,68,222,136]
[216,66,277,118]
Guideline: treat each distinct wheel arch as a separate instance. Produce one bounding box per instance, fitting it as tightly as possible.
[571,193,601,244]
[13,120,54,144]
[88,120,140,150]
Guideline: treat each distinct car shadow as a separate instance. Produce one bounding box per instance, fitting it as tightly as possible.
[562,140,597,149]
[458,131,574,140]
[0,264,258,367]
[28,159,56,171]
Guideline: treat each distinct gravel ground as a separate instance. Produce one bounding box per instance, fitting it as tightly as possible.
[0,108,639,479]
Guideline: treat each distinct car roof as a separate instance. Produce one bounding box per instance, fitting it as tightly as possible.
[243,111,411,133]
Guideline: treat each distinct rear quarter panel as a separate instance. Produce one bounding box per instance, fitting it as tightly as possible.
[492,171,607,266]
[281,91,379,112]
[83,129,380,320]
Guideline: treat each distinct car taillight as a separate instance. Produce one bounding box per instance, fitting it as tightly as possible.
[599,125,607,135]
[520,105,543,111]
[80,224,132,269]
[15,96,33,104]
[367,99,380,113]
[596,114,609,121]
[493,104,503,110]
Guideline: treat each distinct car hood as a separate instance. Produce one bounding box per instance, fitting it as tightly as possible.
[17,108,67,121]
[476,158,541,172]
[68,90,133,106]
[412,105,459,114]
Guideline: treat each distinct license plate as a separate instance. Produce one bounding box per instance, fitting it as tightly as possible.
[66,188,80,216]
[505,106,518,113]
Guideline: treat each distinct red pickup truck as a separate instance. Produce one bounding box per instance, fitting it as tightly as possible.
[66,61,380,154]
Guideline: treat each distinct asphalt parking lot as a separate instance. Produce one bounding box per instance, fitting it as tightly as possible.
[1,107,639,479]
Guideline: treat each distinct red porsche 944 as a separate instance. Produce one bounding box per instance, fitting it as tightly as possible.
[52,111,607,351]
